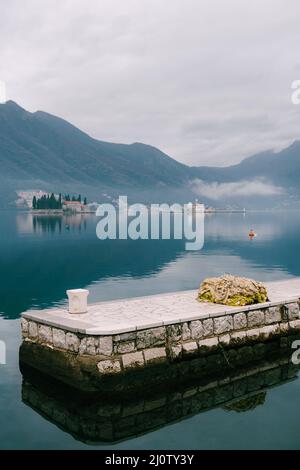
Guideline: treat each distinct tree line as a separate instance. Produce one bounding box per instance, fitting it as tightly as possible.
[32,193,88,210]
[64,194,87,204]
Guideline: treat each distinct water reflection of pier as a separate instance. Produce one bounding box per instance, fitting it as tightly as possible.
[21,336,300,444]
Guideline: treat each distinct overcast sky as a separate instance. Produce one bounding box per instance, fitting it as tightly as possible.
[1,0,300,166]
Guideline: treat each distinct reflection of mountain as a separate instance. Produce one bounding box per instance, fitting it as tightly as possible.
[1,213,186,319]
[20,340,300,444]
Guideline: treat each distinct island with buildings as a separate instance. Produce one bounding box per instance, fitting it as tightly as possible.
[21,191,100,214]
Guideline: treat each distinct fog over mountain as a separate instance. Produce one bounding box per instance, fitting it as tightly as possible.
[0,100,299,209]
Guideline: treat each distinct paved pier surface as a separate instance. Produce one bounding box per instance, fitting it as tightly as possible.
[22,278,300,335]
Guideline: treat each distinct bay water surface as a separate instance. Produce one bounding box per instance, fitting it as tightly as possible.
[1,210,300,449]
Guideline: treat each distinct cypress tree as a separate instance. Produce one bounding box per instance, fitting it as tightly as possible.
[50,193,55,209]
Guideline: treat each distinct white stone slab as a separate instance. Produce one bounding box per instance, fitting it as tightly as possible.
[21,278,300,336]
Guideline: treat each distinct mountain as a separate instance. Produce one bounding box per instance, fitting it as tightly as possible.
[0,100,299,208]
[0,100,193,206]
[192,143,300,186]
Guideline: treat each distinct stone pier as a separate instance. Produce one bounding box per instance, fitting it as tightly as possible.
[20,278,300,391]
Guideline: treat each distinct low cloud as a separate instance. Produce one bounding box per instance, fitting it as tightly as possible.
[1,1,300,166]
[191,179,284,200]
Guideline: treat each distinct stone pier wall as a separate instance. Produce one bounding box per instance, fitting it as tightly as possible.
[21,300,300,379]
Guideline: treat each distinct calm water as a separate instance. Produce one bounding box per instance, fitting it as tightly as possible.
[1,210,300,449]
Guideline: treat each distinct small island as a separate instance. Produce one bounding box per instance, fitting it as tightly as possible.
[31,193,89,214]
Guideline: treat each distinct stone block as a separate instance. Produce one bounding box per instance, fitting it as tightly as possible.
[218,334,230,346]
[182,387,198,399]
[38,324,53,344]
[143,347,167,365]
[202,318,213,337]
[198,337,218,353]
[259,324,280,339]
[246,328,261,341]
[122,351,144,369]
[190,320,204,339]
[182,322,191,341]
[230,330,247,345]
[79,337,87,355]
[28,321,38,339]
[66,332,80,352]
[264,368,281,386]
[283,303,300,321]
[79,337,97,355]
[265,306,281,324]
[97,359,121,375]
[121,401,144,417]
[182,341,198,356]
[117,341,136,354]
[169,344,182,360]
[82,337,97,355]
[227,348,238,364]
[52,328,66,349]
[213,315,233,335]
[289,319,300,331]
[247,374,264,392]
[233,312,247,330]
[166,324,182,342]
[21,318,29,334]
[280,323,289,334]
[205,353,225,372]
[114,332,136,342]
[247,310,264,328]
[252,343,266,359]
[144,397,167,412]
[235,345,254,365]
[214,384,234,404]
[98,336,113,356]
[98,403,122,417]
[233,378,248,398]
[91,337,100,354]
[136,327,165,349]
